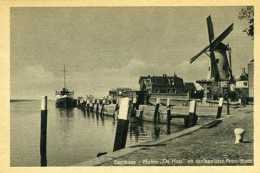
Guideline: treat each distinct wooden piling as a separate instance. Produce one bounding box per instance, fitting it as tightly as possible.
[184,100,197,127]
[113,97,130,152]
[100,99,105,116]
[113,102,119,120]
[153,98,160,124]
[139,105,144,121]
[166,98,171,134]
[131,97,137,117]
[86,100,90,112]
[96,100,99,114]
[40,96,47,166]
[216,97,224,119]
[227,98,230,115]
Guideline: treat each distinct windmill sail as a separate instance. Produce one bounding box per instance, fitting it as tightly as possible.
[207,16,219,81]
[190,23,233,64]
[207,16,215,42]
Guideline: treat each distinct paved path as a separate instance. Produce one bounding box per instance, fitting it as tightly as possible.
[101,106,253,166]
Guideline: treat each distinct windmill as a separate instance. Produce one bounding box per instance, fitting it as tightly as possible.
[190,16,234,83]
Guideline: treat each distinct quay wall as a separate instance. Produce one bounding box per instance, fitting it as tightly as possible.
[89,103,230,124]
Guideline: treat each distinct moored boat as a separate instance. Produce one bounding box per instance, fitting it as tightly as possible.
[55,88,76,108]
[55,65,76,108]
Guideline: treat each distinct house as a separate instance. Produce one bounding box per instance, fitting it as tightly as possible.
[139,73,186,94]
[139,74,188,105]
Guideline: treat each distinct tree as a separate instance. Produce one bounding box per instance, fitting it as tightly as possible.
[238,6,254,38]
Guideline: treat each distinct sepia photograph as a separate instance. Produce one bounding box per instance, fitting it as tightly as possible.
[9,6,254,167]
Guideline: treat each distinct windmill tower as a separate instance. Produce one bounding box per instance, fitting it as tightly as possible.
[190,16,235,100]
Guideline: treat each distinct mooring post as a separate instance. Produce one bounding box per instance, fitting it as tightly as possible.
[133,97,137,108]
[216,97,224,119]
[153,98,160,124]
[113,101,119,120]
[131,97,137,117]
[90,100,93,112]
[100,99,105,116]
[40,96,47,166]
[238,98,242,106]
[86,99,90,112]
[227,97,230,115]
[185,100,197,127]
[113,97,130,152]
[96,99,99,114]
[166,98,171,134]
[139,105,144,121]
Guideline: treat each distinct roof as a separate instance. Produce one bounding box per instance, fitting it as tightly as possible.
[139,74,184,88]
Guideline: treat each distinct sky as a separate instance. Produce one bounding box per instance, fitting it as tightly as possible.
[10,6,254,99]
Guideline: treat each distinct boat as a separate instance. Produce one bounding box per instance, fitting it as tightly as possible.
[55,65,76,108]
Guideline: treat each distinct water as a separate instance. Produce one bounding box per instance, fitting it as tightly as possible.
[11,100,189,166]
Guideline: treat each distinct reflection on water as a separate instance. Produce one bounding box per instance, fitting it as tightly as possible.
[11,101,186,166]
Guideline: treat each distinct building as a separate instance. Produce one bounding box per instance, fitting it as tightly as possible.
[108,88,133,100]
[139,73,186,94]
[139,74,188,105]
[248,59,254,98]
[235,67,249,98]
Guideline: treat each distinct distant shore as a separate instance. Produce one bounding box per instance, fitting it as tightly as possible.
[10,99,55,102]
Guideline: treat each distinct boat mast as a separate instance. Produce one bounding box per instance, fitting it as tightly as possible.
[64,64,66,88]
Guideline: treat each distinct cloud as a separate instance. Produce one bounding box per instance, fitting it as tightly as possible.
[24,65,56,82]
[174,57,209,81]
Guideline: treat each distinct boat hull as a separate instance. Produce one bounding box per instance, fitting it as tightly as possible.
[56,97,76,108]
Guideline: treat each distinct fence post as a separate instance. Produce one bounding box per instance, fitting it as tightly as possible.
[166,98,171,134]
[216,97,224,119]
[40,96,48,166]
[153,98,160,124]
[113,97,130,151]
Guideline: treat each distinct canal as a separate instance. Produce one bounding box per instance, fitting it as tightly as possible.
[11,100,187,166]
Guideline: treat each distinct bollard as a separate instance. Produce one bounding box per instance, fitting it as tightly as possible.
[234,128,245,144]
[185,100,197,127]
[166,98,171,134]
[40,96,48,166]
[113,97,130,151]
[216,97,224,119]
[153,98,160,124]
